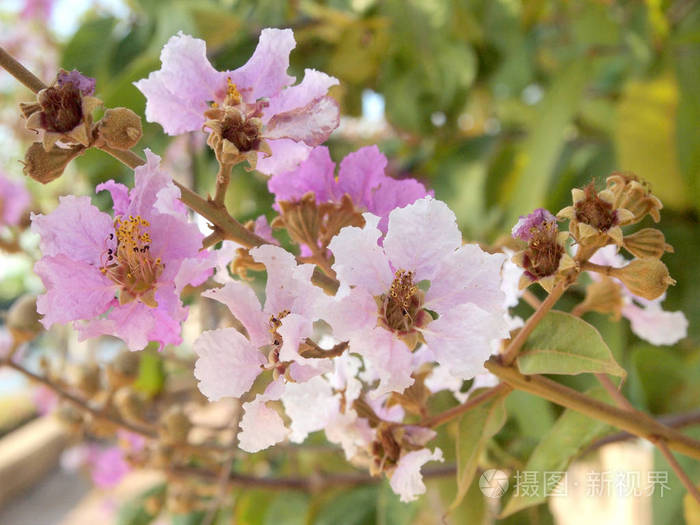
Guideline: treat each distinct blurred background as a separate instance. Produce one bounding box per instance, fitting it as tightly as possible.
[0,0,698,524]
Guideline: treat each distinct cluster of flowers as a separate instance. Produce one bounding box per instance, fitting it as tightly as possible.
[22,28,687,502]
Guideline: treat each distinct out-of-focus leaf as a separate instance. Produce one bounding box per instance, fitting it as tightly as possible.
[499,387,613,517]
[62,17,117,77]
[450,388,507,511]
[134,349,165,397]
[517,311,626,378]
[314,486,378,525]
[116,483,166,525]
[172,512,206,525]
[505,389,554,441]
[235,489,273,525]
[615,74,690,209]
[191,6,243,49]
[264,492,310,525]
[507,59,590,224]
[377,482,419,525]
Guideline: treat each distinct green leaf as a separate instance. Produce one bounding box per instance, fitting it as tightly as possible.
[314,486,378,525]
[517,311,626,378]
[235,489,273,525]
[450,388,508,511]
[172,511,206,525]
[264,492,310,525]
[62,17,117,77]
[133,348,165,397]
[500,387,613,517]
[377,482,419,525]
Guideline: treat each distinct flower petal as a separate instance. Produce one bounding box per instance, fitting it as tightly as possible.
[355,327,414,398]
[390,448,444,502]
[383,197,462,281]
[193,327,266,401]
[227,28,296,103]
[35,255,115,327]
[333,145,387,207]
[134,33,225,135]
[238,380,289,453]
[282,376,339,443]
[264,95,339,147]
[264,68,338,121]
[96,180,130,217]
[256,138,313,176]
[31,195,113,266]
[328,213,393,297]
[202,280,269,348]
[622,302,688,346]
[267,146,336,205]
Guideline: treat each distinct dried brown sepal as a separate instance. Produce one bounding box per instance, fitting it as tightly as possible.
[204,106,267,168]
[387,365,431,416]
[622,228,673,260]
[575,277,624,319]
[23,142,85,183]
[95,107,142,150]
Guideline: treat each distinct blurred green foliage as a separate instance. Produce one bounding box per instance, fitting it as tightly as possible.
[6,0,700,523]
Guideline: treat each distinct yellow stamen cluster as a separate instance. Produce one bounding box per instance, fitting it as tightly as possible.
[100,215,163,306]
[389,270,417,313]
[226,77,242,106]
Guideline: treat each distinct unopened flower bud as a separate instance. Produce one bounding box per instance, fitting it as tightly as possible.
[96,107,143,150]
[6,294,43,343]
[574,277,624,318]
[160,407,192,444]
[23,142,85,183]
[114,386,146,423]
[610,258,675,300]
[606,172,663,224]
[76,363,101,397]
[622,228,673,260]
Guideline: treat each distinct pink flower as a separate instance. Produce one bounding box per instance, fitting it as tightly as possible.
[0,172,30,227]
[61,443,131,488]
[268,145,431,232]
[20,0,55,20]
[134,30,339,175]
[512,208,557,242]
[390,448,444,502]
[326,197,509,395]
[31,150,211,350]
[589,246,687,345]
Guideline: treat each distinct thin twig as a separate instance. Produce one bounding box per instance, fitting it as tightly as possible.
[656,440,700,504]
[0,46,47,93]
[419,383,512,428]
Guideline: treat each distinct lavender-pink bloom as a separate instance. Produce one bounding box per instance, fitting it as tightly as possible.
[0,172,31,227]
[512,208,557,241]
[268,145,431,232]
[57,69,96,96]
[31,150,211,350]
[134,30,340,175]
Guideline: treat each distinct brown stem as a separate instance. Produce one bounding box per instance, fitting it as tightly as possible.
[595,373,634,411]
[581,261,614,276]
[521,290,542,310]
[485,356,700,461]
[213,163,232,207]
[501,280,567,365]
[419,383,513,428]
[169,463,457,491]
[656,440,700,504]
[0,46,47,93]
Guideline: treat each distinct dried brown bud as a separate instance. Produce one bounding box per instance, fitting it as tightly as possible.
[96,107,142,150]
[204,106,267,167]
[160,407,192,444]
[6,294,43,343]
[23,142,85,183]
[622,228,673,260]
[610,258,675,300]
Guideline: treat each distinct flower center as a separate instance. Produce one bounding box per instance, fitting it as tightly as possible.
[379,270,425,334]
[100,215,163,307]
[38,83,83,133]
[221,111,261,153]
[575,183,616,231]
[523,223,563,279]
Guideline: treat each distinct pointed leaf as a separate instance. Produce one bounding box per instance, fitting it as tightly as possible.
[517,311,626,378]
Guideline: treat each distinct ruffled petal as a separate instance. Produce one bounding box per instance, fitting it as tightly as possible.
[282,376,339,443]
[264,68,338,122]
[267,146,336,205]
[202,280,269,348]
[321,287,377,342]
[421,303,509,381]
[238,380,289,453]
[368,177,431,233]
[35,255,115,327]
[328,213,393,297]
[128,149,175,218]
[389,448,444,502]
[193,327,267,401]
[227,28,296,103]
[256,138,312,176]
[424,244,506,315]
[277,312,314,365]
[134,33,226,135]
[622,302,688,346]
[31,195,113,266]
[355,327,414,398]
[148,213,203,264]
[173,252,215,294]
[264,95,339,147]
[334,145,387,207]
[96,180,130,217]
[383,197,462,282]
[250,244,322,319]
